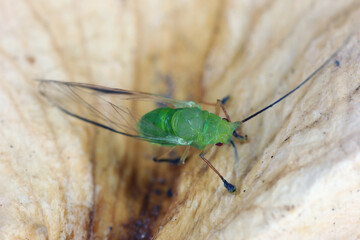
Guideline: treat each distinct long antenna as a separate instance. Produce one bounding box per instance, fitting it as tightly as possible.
[241,35,352,123]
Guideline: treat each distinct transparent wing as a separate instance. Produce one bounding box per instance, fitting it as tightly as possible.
[37,79,197,145]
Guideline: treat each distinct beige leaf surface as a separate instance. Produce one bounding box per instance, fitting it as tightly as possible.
[1,1,360,239]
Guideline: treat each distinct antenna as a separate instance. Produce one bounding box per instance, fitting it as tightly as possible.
[241,35,352,123]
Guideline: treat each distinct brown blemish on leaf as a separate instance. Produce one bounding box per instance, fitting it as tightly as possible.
[26,55,36,64]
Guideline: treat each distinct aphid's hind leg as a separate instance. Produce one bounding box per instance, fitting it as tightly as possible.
[153,146,190,165]
[199,150,236,193]
[153,147,180,165]
[153,157,180,165]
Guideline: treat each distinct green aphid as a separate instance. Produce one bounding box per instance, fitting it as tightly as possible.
[138,107,240,149]
[37,35,350,193]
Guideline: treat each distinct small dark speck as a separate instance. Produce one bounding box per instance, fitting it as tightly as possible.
[271,156,274,159]
[108,226,113,231]
[10,145,13,148]
[26,55,36,65]
[284,136,290,142]
[332,208,335,211]
[243,190,246,193]
[262,180,265,183]
[333,222,336,225]
[154,189,161,195]
[167,188,173,198]
[334,60,340,67]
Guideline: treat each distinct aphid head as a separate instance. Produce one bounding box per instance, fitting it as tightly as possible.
[232,130,248,142]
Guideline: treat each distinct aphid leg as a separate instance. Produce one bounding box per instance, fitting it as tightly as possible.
[200,96,231,118]
[216,99,231,121]
[199,151,236,193]
[153,157,180,165]
[200,95,230,106]
[153,158,180,165]
[203,144,215,155]
[230,140,239,162]
[214,96,248,145]
[215,100,221,116]
[179,146,190,164]
[221,95,230,105]
[233,130,248,143]
[153,147,180,165]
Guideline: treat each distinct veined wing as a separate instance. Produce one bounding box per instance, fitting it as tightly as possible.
[37,79,195,145]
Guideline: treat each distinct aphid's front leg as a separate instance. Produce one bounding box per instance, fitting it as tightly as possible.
[200,95,229,115]
[233,129,248,143]
[202,96,248,143]
[215,98,249,142]
[216,99,231,121]
[199,150,236,193]
[200,97,232,120]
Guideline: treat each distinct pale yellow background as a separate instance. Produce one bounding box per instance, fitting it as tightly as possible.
[0,0,360,239]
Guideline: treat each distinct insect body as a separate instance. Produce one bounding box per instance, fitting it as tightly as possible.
[138,107,240,149]
[37,80,241,192]
[37,35,351,193]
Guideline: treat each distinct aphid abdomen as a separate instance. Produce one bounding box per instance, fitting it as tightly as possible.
[138,107,205,146]
[137,107,177,139]
[138,107,239,148]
